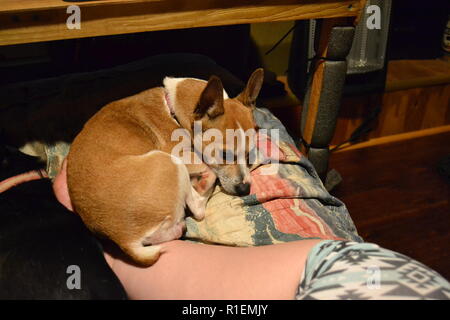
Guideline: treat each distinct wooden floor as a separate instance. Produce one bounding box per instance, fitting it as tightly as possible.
[329,130,450,280]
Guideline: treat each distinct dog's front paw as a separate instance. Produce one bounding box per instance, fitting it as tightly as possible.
[193,207,205,221]
[186,186,208,221]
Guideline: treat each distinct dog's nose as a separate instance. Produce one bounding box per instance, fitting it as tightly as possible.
[235,182,251,196]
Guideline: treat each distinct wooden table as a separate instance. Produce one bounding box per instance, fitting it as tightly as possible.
[0,0,366,175]
[0,0,364,45]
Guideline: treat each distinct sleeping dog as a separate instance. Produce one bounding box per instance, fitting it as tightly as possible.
[67,69,263,266]
[0,144,126,299]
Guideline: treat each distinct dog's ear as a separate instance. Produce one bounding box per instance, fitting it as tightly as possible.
[194,76,225,120]
[236,68,264,108]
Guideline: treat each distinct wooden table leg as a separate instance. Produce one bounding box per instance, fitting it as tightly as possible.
[300,17,356,180]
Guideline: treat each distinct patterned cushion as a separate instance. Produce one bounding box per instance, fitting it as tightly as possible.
[185,108,362,245]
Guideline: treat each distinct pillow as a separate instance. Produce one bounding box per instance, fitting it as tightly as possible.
[184,108,362,246]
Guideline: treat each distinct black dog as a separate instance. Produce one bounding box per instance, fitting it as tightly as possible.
[0,145,127,299]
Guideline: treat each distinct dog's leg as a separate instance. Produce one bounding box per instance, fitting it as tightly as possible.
[185,187,208,221]
[184,160,216,220]
[169,152,211,221]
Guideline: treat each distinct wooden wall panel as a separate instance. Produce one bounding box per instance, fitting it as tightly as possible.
[331,84,450,145]
[271,59,450,146]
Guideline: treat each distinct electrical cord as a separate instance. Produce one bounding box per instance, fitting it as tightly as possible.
[264,24,297,55]
[330,104,382,152]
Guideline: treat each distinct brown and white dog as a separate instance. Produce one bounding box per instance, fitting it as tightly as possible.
[67,69,263,266]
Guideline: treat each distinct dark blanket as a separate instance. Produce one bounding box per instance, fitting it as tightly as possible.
[0,146,127,299]
[0,54,248,147]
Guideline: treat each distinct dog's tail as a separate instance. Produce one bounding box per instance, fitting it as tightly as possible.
[121,243,163,267]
